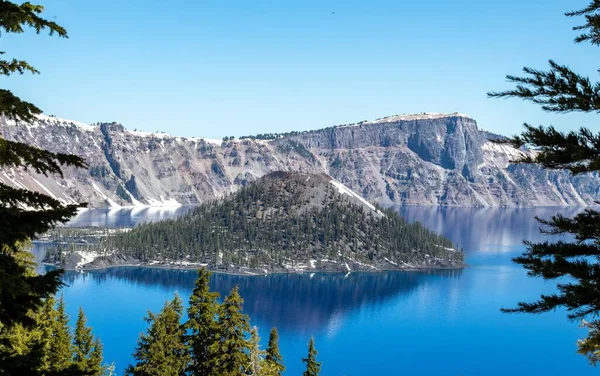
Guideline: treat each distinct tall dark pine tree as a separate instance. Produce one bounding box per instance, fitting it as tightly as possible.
[48,296,74,373]
[488,0,600,365]
[126,295,189,376]
[211,286,251,376]
[302,337,321,376]
[0,0,87,331]
[185,269,221,376]
[265,327,285,376]
[73,308,103,375]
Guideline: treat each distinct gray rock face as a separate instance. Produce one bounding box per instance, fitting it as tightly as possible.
[1,113,598,207]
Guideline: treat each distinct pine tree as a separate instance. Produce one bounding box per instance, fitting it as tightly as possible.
[302,337,321,376]
[0,5,95,373]
[0,1,88,332]
[247,327,264,376]
[48,296,74,372]
[73,308,103,375]
[87,338,104,376]
[211,286,251,376]
[488,0,600,364]
[265,327,284,376]
[0,291,90,375]
[35,295,55,372]
[185,269,220,376]
[126,295,189,376]
[0,249,56,375]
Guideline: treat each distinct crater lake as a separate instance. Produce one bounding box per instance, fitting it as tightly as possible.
[35,206,596,375]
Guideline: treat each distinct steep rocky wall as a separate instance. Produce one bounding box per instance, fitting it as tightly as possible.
[0,113,597,207]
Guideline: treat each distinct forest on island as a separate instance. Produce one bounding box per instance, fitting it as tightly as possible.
[79,173,464,270]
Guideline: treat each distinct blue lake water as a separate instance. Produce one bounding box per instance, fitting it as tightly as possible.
[45,206,597,375]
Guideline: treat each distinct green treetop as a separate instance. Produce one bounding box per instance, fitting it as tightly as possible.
[247,327,265,376]
[73,308,104,375]
[126,295,189,376]
[265,327,285,376]
[302,337,321,376]
[0,289,103,375]
[211,286,251,376]
[48,296,74,373]
[185,269,221,376]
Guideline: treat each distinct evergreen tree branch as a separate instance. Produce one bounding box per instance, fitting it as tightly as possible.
[491,124,600,174]
[520,240,600,259]
[0,203,84,246]
[502,280,600,321]
[502,209,600,321]
[0,89,42,123]
[0,53,40,75]
[567,1,600,45]
[535,210,600,241]
[488,60,600,113]
[0,1,67,37]
[0,182,84,210]
[0,138,88,177]
[0,253,63,327]
[489,0,600,365]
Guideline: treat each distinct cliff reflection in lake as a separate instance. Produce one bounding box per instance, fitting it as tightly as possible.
[65,206,194,228]
[396,205,583,252]
[61,267,463,334]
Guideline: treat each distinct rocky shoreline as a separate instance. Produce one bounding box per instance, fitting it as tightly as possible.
[47,252,466,276]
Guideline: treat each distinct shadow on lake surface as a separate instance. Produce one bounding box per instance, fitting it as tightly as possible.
[62,267,462,334]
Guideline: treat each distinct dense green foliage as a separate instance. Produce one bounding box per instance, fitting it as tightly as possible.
[95,172,462,270]
[49,296,74,372]
[489,0,600,365]
[74,309,104,375]
[0,0,87,334]
[128,269,317,376]
[126,295,189,376]
[265,328,284,376]
[212,287,252,375]
[0,288,104,375]
[185,270,221,375]
[302,337,321,376]
[0,2,104,374]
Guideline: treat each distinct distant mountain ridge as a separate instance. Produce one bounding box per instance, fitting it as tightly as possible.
[1,112,598,207]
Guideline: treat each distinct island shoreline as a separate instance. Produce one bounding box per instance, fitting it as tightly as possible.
[44,261,468,276]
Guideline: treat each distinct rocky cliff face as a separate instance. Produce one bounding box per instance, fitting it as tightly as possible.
[1,113,598,207]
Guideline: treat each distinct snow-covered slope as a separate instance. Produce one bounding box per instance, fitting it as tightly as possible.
[1,113,598,207]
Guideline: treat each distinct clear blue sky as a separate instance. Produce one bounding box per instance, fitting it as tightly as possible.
[3,0,598,138]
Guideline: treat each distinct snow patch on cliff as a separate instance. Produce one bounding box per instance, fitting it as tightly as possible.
[329,178,384,217]
[481,142,527,168]
[15,114,98,132]
[145,195,182,207]
[90,182,121,208]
